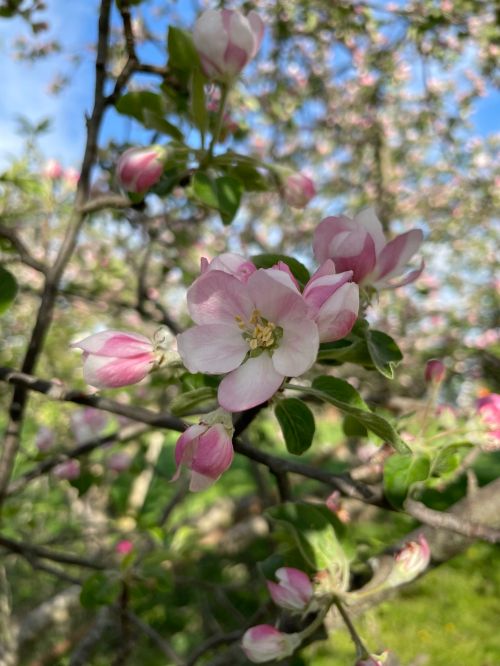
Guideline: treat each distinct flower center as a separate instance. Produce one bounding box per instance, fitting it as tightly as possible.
[235,309,283,356]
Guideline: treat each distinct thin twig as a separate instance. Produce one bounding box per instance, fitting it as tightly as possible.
[0,224,47,273]
[0,533,107,570]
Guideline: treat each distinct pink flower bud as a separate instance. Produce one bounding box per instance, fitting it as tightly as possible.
[115,539,134,555]
[477,393,500,444]
[356,651,390,666]
[116,145,166,193]
[199,252,256,282]
[266,567,314,612]
[424,359,445,384]
[53,459,80,481]
[387,534,430,587]
[241,625,301,663]
[281,172,316,209]
[173,415,234,492]
[70,408,108,443]
[193,9,264,82]
[71,330,155,389]
[42,159,63,180]
[63,167,80,188]
[107,452,132,473]
[35,426,55,452]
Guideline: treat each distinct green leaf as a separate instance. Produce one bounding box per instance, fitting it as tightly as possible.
[0,266,18,315]
[266,503,349,584]
[80,572,121,609]
[342,414,368,437]
[251,254,310,286]
[142,110,183,141]
[190,68,207,135]
[384,453,431,508]
[116,91,164,122]
[275,398,315,455]
[192,172,218,208]
[365,329,403,379]
[431,443,473,477]
[167,26,199,71]
[170,387,217,416]
[317,337,372,366]
[229,162,269,191]
[216,176,243,225]
[309,376,409,452]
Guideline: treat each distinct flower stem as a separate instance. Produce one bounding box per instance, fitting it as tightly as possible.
[333,596,370,659]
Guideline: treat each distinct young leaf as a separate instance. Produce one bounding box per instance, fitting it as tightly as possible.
[0,266,17,315]
[167,26,199,71]
[383,453,431,508]
[275,398,315,455]
[115,91,164,123]
[192,172,218,208]
[309,376,409,453]
[216,176,243,225]
[190,67,207,135]
[365,329,403,379]
[80,572,121,610]
[251,254,310,286]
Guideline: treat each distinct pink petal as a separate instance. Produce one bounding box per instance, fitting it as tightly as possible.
[264,266,301,292]
[277,567,313,600]
[272,318,319,377]
[312,215,354,264]
[355,206,386,254]
[378,259,425,289]
[82,353,153,388]
[177,323,248,373]
[187,270,254,325]
[247,270,308,325]
[218,354,284,411]
[192,424,234,477]
[309,259,337,280]
[373,229,423,282]
[330,228,377,283]
[315,282,359,342]
[175,424,207,467]
[248,11,265,55]
[71,330,152,358]
[207,252,257,282]
[303,270,353,313]
[189,471,218,492]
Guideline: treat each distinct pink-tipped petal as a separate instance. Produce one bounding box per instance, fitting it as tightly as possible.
[248,11,265,55]
[71,330,152,357]
[247,270,309,325]
[373,229,424,282]
[355,206,386,254]
[315,282,359,342]
[177,324,248,374]
[218,354,284,412]
[82,353,153,389]
[187,270,254,325]
[378,259,425,289]
[331,228,377,283]
[272,317,319,377]
[312,215,353,264]
[303,270,354,313]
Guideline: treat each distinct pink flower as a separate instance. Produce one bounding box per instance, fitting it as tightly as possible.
[266,567,314,612]
[313,207,424,288]
[386,534,430,587]
[177,268,319,412]
[477,393,500,443]
[63,167,80,188]
[116,145,166,193]
[241,625,301,663]
[70,408,108,442]
[281,172,316,209]
[107,452,132,473]
[115,540,134,555]
[173,414,234,491]
[424,359,445,384]
[200,252,257,282]
[71,330,156,389]
[42,159,63,180]
[35,426,55,452]
[193,9,264,82]
[53,459,80,480]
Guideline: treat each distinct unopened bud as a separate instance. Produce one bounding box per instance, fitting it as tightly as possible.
[241,625,301,663]
[424,359,445,384]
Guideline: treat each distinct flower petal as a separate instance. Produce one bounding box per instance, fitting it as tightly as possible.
[177,323,248,374]
[71,330,152,357]
[315,282,359,342]
[247,270,308,324]
[355,206,386,255]
[82,353,153,388]
[187,270,254,325]
[303,270,353,313]
[272,318,319,376]
[218,354,284,411]
[313,215,354,264]
[373,229,423,282]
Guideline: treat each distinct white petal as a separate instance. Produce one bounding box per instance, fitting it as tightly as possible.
[177,324,247,373]
[218,354,284,411]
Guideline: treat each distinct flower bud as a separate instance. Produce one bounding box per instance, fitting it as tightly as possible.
[42,159,63,180]
[115,540,134,555]
[281,171,316,209]
[70,408,108,443]
[53,459,80,481]
[266,567,314,612]
[35,426,55,452]
[424,359,445,384]
[173,409,234,492]
[241,625,301,663]
[477,393,500,445]
[116,145,165,193]
[386,534,430,587]
[71,330,156,389]
[193,9,264,82]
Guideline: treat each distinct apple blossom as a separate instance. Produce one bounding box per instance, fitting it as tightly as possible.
[116,145,166,193]
[200,252,257,282]
[193,9,264,82]
[42,159,63,180]
[71,330,165,389]
[70,408,108,443]
[386,534,431,587]
[173,409,234,492]
[477,393,500,443]
[115,540,134,555]
[177,267,319,411]
[313,207,424,288]
[424,358,446,384]
[241,625,301,663]
[53,459,81,481]
[35,426,55,452]
[266,567,314,612]
[281,171,316,208]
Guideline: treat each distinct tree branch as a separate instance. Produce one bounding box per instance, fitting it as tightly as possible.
[0,534,106,570]
[0,224,47,273]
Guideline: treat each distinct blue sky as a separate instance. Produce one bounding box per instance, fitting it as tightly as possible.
[0,0,498,171]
